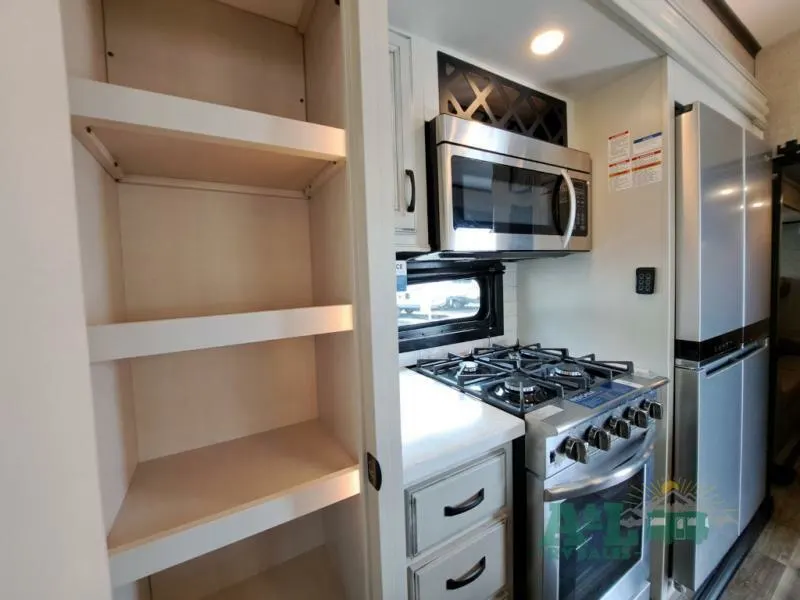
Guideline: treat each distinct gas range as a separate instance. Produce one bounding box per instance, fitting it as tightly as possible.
[411,343,668,478]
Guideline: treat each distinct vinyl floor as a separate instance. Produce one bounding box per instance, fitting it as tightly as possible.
[719,482,800,600]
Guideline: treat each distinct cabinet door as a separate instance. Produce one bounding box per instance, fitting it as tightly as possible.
[389,30,428,251]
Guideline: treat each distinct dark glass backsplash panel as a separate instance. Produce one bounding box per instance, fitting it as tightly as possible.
[438,52,568,146]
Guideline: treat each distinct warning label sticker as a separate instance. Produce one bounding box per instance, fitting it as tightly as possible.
[632,149,663,187]
[609,158,632,192]
[608,130,631,163]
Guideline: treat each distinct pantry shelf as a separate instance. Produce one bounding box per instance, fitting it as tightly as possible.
[202,546,345,600]
[107,420,360,587]
[87,305,353,362]
[68,78,346,191]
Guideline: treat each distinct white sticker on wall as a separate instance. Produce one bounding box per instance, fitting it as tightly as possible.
[632,149,663,187]
[632,131,663,155]
[609,159,633,192]
[608,130,631,162]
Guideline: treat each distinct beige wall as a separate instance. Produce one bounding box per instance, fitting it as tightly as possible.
[757,31,800,147]
[0,1,112,599]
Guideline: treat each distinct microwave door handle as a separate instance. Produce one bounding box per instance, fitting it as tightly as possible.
[560,168,577,249]
[543,428,656,502]
[551,175,564,236]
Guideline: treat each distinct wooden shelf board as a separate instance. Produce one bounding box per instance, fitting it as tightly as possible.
[108,420,360,587]
[214,0,313,29]
[88,304,353,362]
[202,545,344,600]
[68,78,346,190]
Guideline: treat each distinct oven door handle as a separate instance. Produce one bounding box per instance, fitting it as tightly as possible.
[544,428,656,502]
[560,168,577,249]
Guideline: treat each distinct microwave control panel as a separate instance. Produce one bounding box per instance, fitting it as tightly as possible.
[573,180,589,237]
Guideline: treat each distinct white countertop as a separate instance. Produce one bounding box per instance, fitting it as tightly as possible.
[400,369,525,486]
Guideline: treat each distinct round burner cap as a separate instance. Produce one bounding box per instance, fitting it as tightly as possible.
[460,360,480,374]
[504,375,539,394]
[553,364,585,378]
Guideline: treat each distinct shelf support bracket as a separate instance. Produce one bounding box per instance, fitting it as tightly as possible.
[76,126,125,181]
[297,0,318,34]
[305,160,345,199]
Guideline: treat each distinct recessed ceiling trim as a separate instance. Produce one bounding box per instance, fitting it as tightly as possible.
[598,0,768,128]
[701,0,761,57]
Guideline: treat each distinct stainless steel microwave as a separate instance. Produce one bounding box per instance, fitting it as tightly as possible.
[426,114,592,258]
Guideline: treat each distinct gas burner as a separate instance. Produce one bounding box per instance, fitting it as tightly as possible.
[460,360,480,374]
[551,363,587,379]
[504,375,539,394]
[488,375,555,406]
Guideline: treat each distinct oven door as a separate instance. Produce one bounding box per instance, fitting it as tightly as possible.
[436,142,591,253]
[531,430,655,600]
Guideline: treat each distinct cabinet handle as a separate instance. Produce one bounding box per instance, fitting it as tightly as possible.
[443,488,484,517]
[405,169,416,213]
[445,557,486,590]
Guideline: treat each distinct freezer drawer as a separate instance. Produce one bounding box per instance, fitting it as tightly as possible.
[740,342,769,531]
[672,358,743,590]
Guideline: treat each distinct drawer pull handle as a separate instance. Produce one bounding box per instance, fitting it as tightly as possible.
[444,488,485,517]
[405,169,416,213]
[446,557,486,590]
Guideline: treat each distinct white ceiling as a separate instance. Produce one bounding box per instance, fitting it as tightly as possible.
[727,0,800,48]
[388,0,659,97]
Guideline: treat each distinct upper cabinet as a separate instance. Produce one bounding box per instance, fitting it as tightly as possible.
[389,30,429,252]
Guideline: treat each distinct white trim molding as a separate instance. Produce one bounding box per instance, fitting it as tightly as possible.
[599,0,769,129]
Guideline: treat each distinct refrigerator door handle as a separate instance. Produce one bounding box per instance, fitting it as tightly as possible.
[705,355,745,378]
[740,340,768,360]
[700,338,769,377]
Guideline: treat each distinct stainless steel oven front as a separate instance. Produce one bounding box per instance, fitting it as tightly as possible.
[428,114,592,255]
[529,429,655,600]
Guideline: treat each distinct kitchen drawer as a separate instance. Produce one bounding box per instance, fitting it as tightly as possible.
[408,451,506,555]
[410,520,507,600]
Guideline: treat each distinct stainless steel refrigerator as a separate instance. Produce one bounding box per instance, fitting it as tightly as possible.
[672,102,772,592]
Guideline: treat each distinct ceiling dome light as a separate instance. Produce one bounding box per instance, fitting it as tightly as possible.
[531,30,565,56]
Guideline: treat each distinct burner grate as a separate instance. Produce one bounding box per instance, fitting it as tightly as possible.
[411,343,635,414]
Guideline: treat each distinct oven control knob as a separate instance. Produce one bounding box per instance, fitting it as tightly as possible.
[641,399,663,420]
[626,407,649,429]
[563,437,589,464]
[607,417,631,439]
[587,426,612,451]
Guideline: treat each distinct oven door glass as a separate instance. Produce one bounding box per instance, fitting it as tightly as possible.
[450,154,573,236]
[556,469,645,600]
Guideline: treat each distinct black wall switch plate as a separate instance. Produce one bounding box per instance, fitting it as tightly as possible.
[636,268,656,294]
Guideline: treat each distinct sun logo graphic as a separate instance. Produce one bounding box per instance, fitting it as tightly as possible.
[540,478,736,561]
[641,479,736,545]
